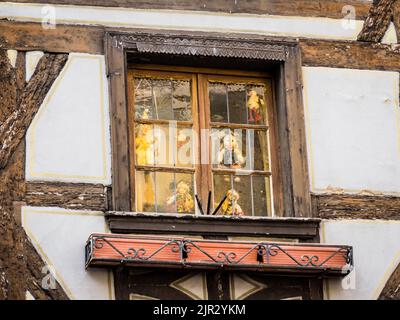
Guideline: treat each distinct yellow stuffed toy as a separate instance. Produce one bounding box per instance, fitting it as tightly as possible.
[166,181,194,213]
[220,189,244,216]
[247,89,265,123]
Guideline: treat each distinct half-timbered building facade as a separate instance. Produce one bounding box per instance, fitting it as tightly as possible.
[0,0,399,300]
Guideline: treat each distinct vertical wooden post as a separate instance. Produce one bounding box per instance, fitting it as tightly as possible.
[283,45,312,217]
[105,33,131,211]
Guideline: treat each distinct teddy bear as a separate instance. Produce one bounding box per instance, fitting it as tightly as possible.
[166,180,194,213]
[217,130,245,169]
[220,189,244,216]
[247,89,265,123]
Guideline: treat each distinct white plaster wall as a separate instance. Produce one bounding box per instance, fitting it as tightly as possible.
[22,206,114,300]
[25,51,44,81]
[0,2,364,40]
[6,49,17,68]
[321,219,400,300]
[26,53,111,185]
[303,67,400,194]
[381,22,398,45]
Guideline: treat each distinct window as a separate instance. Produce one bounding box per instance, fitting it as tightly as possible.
[128,68,276,216]
[106,31,312,218]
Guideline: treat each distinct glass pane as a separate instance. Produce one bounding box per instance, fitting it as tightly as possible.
[134,77,192,121]
[252,176,272,216]
[153,79,173,120]
[172,80,192,121]
[175,173,195,214]
[209,81,269,125]
[135,171,155,212]
[228,83,247,124]
[233,175,252,216]
[213,174,249,216]
[176,127,194,167]
[154,125,173,166]
[149,125,194,168]
[247,84,267,125]
[137,171,195,214]
[135,124,155,166]
[209,83,228,122]
[155,171,176,213]
[133,78,153,119]
[212,129,246,169]
[213,174,272,217]
[248,130,270,171]
[155,172,195,214]
[213,174,232,215]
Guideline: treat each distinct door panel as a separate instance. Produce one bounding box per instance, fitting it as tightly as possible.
[114,268,321,300]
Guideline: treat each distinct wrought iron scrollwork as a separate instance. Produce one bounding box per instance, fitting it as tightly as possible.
[126,248,147,260]
[216,252,237,263]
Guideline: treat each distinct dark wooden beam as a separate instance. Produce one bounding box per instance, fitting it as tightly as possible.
[105,33,131,212]
[379,262,400,300]
[0,0,372,19]
[357,0,397,42]
[106,212,321,241]
[312,193,400,220]
[0,21,104,54]
[1,21,400,72]
[394,1,400,40]
[301,39,400,71]
[25,182,108,211]
[0,51,68,169]
[284,46,312,218]
[0,143,69,299]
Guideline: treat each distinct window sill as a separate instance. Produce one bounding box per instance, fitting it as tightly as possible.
[105,211,321,242]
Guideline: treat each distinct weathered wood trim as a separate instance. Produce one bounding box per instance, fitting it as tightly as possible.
[357,0,397,42]
[105,33,131,211]
[312,193,400,220]
[25,235,70,300]
[2,21,400,72]
[0,51,68,169]
[106,212,321,241]
[394,1,400,40]
[379,262,400,300]
[0,21,104,54]
[0,141,69,299]
[284,46,312,217]
[25,182,108,211]
[301,39,400,71]
[0,49,18,123]
[273,64,294,217]
[0,0,372,19]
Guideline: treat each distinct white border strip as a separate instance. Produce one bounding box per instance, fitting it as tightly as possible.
[0,2,364,40]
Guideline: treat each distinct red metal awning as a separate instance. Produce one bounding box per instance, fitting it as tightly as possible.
[85,233,353,277]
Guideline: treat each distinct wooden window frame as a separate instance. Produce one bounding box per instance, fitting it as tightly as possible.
[105,30,312,218]
[127,67,277,216]
[127,69,199,214]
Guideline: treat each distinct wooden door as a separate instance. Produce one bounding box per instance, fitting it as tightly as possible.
[114,268,322,300]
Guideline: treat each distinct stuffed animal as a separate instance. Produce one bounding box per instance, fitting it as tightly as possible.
[217,131,245,169]
[166,181,194,213]
[220,189,244,216]
[247,89,265,123]
[135,127,155,166]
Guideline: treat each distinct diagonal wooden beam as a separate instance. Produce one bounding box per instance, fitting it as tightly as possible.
[0,49,18,123]
[379,262,400,299]
[358,0,398,42]
[0,51,68,169]
[394,1,400,40]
